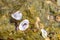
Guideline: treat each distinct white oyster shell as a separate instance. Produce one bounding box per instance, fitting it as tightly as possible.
[41,29,48,38]
[19,19,29,31]
[11,11,22,20]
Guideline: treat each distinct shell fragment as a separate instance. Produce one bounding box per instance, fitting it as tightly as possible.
[41,29,48,38]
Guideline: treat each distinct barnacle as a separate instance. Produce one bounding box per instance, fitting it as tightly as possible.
[55,14,60,22]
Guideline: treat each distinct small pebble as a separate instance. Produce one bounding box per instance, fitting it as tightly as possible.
[47,15,54,21]
[55,15,60,22]
[45,37,50,40]
[57,0,60,6]
[45,0,52,4]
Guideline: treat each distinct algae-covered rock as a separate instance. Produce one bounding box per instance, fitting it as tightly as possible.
[0,0,60,40]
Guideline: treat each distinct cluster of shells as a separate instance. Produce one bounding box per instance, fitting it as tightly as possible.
[11,10,51,40]
[11,11,29,31]
[0,0,60,40]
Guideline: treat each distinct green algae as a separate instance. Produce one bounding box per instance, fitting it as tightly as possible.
[0,0,60,40]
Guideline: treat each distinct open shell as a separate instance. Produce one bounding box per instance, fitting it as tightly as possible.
[19,19,29,31]
[11,11,22,20]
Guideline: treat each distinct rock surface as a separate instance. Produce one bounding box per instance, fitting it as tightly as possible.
[0,0,60,40]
